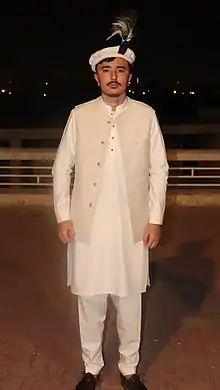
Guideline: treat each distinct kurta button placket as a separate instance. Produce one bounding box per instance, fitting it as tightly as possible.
[89,203,93,208]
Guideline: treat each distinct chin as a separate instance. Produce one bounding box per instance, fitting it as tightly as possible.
[106,90,124,98]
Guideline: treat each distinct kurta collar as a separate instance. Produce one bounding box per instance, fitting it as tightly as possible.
[99,96,130,116]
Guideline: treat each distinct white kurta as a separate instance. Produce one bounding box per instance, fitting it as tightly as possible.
[67,103,149,297]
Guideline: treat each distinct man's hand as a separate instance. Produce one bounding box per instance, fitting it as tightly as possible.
[143,223,161,249]
[58,220,75,244]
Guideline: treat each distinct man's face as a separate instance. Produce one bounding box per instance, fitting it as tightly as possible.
[94,57,132,97]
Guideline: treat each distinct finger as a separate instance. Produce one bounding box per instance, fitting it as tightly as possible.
[143,237,149,246]
[59,233,67,244]
[148,241,154,249]
[67,228,75,241]
[145,233,153,247]
[149,240,158,249]
[66,227,75,242]
[143,232,150,245]
[59,231,69,244]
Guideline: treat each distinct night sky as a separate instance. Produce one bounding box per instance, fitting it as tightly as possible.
[1,1,219,85]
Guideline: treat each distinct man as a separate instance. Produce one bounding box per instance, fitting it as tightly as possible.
[52,14,169,390]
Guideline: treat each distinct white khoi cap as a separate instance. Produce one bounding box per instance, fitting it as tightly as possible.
[89,11,137,72]
[89,46,135,72]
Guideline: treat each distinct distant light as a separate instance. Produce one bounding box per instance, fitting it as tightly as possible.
[190,91,195,95]
[1,89,6,93]
[128,89,132,93]
[173,90,177,94]
[9,80,12,84]
[45,82,48,85]
[177,81,179,84]
[136,77,139,84]
[142,91,146,95]
[132,90,135,94]
[182,92,184,95]
[43,93,47,97]
[9,91,12,95]
[148,89,150,92]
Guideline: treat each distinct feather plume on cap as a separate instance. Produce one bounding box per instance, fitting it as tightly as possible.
[106,11,137,54]
[106,16,136,42]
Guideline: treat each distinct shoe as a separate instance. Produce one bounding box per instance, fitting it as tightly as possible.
[120,373,147,390]
[75,372,100,390]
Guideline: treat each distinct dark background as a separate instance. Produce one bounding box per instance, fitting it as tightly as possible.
[0,1,219,128]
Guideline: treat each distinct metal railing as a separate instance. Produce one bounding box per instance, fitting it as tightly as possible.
[168,149,220,187]
[1,124,220,144]
[0,148,220,190]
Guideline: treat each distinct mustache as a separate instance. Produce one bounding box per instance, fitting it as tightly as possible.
[107,81,121,86]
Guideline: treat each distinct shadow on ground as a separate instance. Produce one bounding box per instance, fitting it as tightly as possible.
[139,239,213,372]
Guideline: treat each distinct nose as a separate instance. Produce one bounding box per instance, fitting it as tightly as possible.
[111,69,117,80]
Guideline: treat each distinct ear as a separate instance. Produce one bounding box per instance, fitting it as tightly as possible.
[94,73,100,86]
[128,74,132,85]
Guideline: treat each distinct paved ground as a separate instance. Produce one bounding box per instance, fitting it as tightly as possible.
[0,205,220,390]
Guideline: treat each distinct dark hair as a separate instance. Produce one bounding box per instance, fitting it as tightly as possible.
[95,57,133,74]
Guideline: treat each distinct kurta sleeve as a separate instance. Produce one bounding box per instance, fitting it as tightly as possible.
[52,109,76,223]
[149,111,169,225]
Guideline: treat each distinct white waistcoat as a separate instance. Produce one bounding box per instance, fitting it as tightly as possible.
[68,120,149,296]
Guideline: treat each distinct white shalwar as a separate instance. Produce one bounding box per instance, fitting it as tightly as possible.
[67,104,149,298]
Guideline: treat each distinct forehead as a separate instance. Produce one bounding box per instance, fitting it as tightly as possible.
[99,57,129,69]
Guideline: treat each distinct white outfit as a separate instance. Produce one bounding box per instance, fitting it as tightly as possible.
[68,101,149,297]
[52,98,168,376]
[67,102,148,375]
